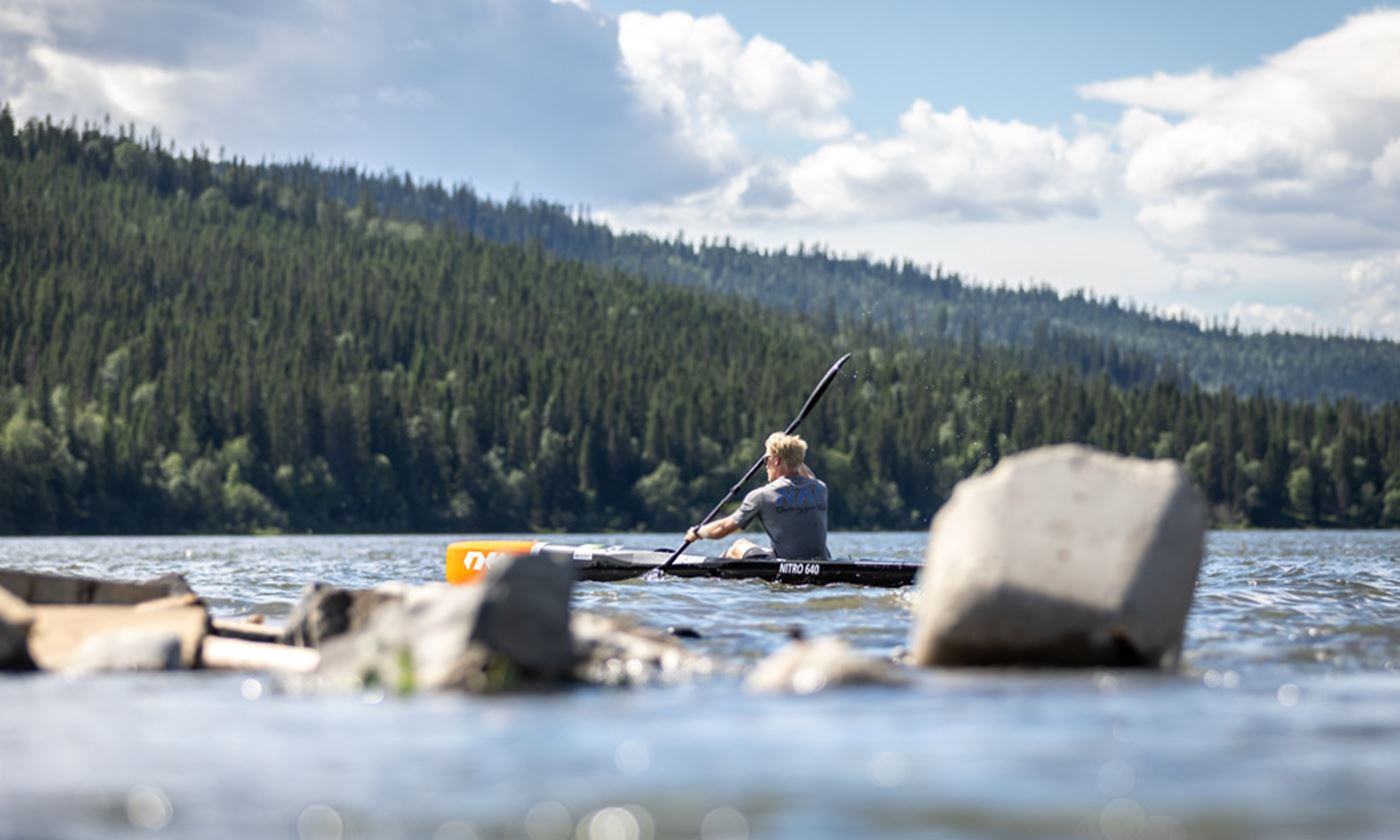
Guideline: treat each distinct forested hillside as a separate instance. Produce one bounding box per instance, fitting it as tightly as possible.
[2,110,1399,534]
[289,161,1400,406]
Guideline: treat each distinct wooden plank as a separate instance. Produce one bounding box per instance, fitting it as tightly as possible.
[201,636,320,674]
[27,606,209,670]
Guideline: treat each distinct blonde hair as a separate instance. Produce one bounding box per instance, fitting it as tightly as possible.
[765,432,808,471]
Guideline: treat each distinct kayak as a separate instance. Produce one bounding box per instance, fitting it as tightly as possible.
[445,540,920,588]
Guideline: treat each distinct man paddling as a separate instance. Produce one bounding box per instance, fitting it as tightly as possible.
[685,432,831,561]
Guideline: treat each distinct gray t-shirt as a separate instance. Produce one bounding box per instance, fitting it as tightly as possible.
[732,475,831,560]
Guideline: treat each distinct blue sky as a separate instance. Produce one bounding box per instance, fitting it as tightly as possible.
[3,0,1399,338]
[592,1,1368,126]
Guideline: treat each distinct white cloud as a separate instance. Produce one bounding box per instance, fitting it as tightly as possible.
[1079,70,1230,115]
[1089,9,1400,257]
[777,103,1113,222]
[0,0,713,202]
[1226,301,1328,334]
[1174,263,1238,293]
[617,10,850,172]
[1343,254,1400,337]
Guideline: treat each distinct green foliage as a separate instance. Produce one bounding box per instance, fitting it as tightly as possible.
[277,154,1400,406]
[0,109,1398,534]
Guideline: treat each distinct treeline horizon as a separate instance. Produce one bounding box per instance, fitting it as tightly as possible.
[2,109,1399,536]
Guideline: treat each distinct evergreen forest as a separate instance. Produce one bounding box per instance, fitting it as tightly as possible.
[293,156,1400,406]
[2,109,1400,535]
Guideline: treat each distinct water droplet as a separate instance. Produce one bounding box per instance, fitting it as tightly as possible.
[1095,673,1120,693]
[700,807,749,840]
[583,806,649,840]
[1221,671,1241,690]
[127,785,173,830]
[240,678,263,701]
[525,801,572,840]
[433,820,480,840]
[297,804,343,840]
[1277,683,1301,707]
[1099,798,1146,840]
[1202,669,1222,688]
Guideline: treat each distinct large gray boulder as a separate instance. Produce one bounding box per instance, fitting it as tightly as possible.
[911,445,1205,668]
[746,637,907,693]
[315,554,574,693]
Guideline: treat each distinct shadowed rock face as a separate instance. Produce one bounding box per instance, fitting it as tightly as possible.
[0,587,36,671]
[911,444,1206,669]
[280,583,399,649]
[313,554,576,693]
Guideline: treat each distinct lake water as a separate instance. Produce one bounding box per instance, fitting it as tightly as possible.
[1,531,1398,840]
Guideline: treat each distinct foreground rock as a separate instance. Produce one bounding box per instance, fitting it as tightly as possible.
[64,626,184,673]
[28,595,209,672]
[746,636,907,693]
[314,554,574,693]
[911,445,1205,669]
[0,569,192,605]
[0,587,36,671]
[573,611,712,685]
[280,583,400,648]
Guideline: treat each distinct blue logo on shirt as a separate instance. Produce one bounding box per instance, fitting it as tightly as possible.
[775,483,822,511]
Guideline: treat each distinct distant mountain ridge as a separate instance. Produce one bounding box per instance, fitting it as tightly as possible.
[296,164,1399,406]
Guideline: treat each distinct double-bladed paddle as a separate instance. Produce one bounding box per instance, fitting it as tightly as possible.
[657,353,852,573]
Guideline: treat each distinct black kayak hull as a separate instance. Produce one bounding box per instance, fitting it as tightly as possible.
[444,541,920,587]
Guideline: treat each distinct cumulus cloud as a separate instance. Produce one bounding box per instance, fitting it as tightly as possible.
[617,10,850,171]
[1084,9,1400,257]
[1079,70,1230,115]
[0,0,712,202]
[1226,301,1328,334]
[1342,254,1400,337]
[780,103,1113,222]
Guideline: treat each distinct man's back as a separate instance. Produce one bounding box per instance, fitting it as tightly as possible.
[734,475,830,560]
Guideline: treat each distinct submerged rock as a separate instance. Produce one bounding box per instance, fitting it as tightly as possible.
[573,611,711,685]
[911,444,1205,669]
[746,637,907,693]
[314,554,574,693]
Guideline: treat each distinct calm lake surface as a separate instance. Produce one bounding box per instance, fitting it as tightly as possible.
[1,531,1398,840]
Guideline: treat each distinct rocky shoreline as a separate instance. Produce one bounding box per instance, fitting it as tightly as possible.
[2,445,1207,694]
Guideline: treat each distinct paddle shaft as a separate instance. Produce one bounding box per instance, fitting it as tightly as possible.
[658,353,852,571]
